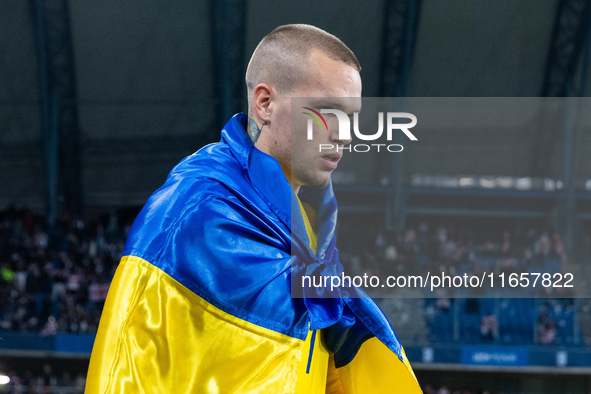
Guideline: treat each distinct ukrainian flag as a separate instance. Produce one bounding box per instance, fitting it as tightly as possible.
[86,113,421,393]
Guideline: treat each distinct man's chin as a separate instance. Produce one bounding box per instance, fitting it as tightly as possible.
[303,174,331,189]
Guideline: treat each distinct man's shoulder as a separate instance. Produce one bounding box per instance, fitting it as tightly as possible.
[146,142,252,217]
[169,140,243,181]
[123,140,260,255]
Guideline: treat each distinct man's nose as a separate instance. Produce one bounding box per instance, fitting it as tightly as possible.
[330,128,352,146]
[325,121,349,146]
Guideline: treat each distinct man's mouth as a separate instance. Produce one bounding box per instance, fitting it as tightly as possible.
[321,153,342,163]
[320,153,342,169]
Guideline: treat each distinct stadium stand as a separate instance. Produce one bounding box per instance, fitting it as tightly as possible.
[1,206,587,351]
[0,206,126,335]
[338,218,587,348]
[0,365,85,394]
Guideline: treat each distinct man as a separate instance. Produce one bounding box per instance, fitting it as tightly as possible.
[86,24,422,393]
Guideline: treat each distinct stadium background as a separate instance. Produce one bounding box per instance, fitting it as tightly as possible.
[1,0,591,393]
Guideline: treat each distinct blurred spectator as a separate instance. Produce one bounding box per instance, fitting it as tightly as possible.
[437,386,450,394]
[60,371,74,388]
[539,321,557,345]
[39,363,56,393]
[75,373,86,390]
[480,315,498,342]
[423,385,436,394]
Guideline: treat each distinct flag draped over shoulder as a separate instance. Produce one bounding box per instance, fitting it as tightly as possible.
[86,113,422,393]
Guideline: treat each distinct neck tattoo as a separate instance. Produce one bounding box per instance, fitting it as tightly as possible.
[249,118,267,144]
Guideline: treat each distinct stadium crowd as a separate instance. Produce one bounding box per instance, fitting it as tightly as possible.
[0,365,85,394]
[337,217,582,346]
[0,207,585,347]
[0,206,127,335]
[337,217,568,283]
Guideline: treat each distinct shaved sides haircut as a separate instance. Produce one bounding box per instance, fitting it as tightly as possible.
[246,24,361,113]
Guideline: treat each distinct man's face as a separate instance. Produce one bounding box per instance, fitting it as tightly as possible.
[271,49,362,190]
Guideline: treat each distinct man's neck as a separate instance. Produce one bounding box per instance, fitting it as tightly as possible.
[247,119,300,194]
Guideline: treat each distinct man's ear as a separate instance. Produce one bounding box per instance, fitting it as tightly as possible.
[252,83,273,123]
